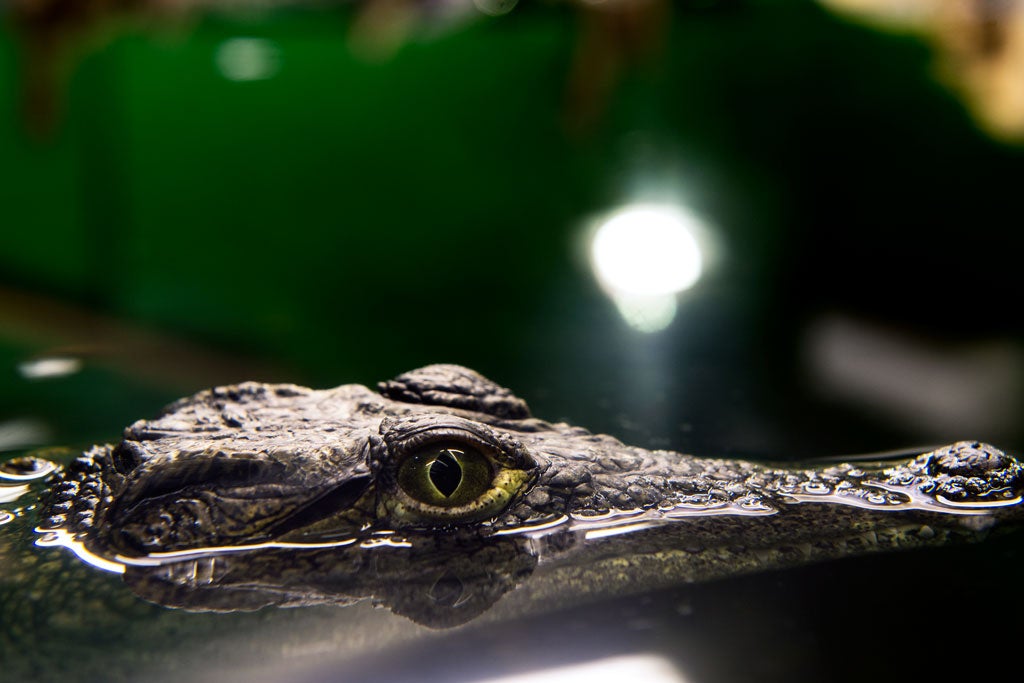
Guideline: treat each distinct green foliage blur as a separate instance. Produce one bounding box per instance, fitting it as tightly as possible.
[1,2,1022,454]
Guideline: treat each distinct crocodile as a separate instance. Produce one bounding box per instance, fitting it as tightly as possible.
[27,364,1024,628]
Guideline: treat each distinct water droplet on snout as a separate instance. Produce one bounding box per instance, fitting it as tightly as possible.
[738,498,775,512]
[0,510,13,526]
[802,481,832,495]
[0,456,57,481]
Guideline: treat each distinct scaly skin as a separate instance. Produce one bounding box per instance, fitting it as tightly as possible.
[26,364,1024,628]
[2,364,1023,683]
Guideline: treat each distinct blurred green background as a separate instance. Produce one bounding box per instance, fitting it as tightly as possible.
[1,1,1022,456]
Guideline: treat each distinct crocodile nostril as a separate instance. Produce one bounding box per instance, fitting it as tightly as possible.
[929,441,1009,477]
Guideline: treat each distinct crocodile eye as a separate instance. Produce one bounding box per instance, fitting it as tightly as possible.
[397,442,493,508]
[374,418,535,527]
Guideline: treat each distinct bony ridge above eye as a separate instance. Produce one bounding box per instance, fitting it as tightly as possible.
[374,415,535,527]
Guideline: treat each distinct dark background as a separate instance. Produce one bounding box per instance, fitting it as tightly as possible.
[1,1,1021,462]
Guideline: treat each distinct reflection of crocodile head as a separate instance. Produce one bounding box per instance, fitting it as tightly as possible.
[118,534,539,627]
[37,365,1024,625]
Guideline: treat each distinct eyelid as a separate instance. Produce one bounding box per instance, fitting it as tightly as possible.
[392,428,500,460]
[379,415,506,460]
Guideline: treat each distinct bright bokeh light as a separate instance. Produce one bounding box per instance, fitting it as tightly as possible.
[215,38,281,82]
[588,203,707,333]
[18,357,82,380]
[591,204,703,298]
[614,294,678,334]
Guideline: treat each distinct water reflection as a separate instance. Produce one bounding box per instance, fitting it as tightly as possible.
[0,486,30,505]
[39,531,538,627]
[0,418,52,451]
[475,654,687,683]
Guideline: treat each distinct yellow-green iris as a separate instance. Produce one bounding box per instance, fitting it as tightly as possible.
[397,443,493,508]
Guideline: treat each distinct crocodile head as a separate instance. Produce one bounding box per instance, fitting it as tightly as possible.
[34,364,1024,630]
[40,364,1024,560]
[42,366,537,554]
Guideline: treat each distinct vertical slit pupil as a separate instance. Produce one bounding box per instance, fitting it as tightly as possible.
[429,450,463,498]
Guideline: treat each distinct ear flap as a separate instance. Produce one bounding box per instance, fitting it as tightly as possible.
[378,365,530,419]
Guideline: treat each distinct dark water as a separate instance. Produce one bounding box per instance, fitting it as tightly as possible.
[3,428,1023,683]
[3,1,1024,682]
